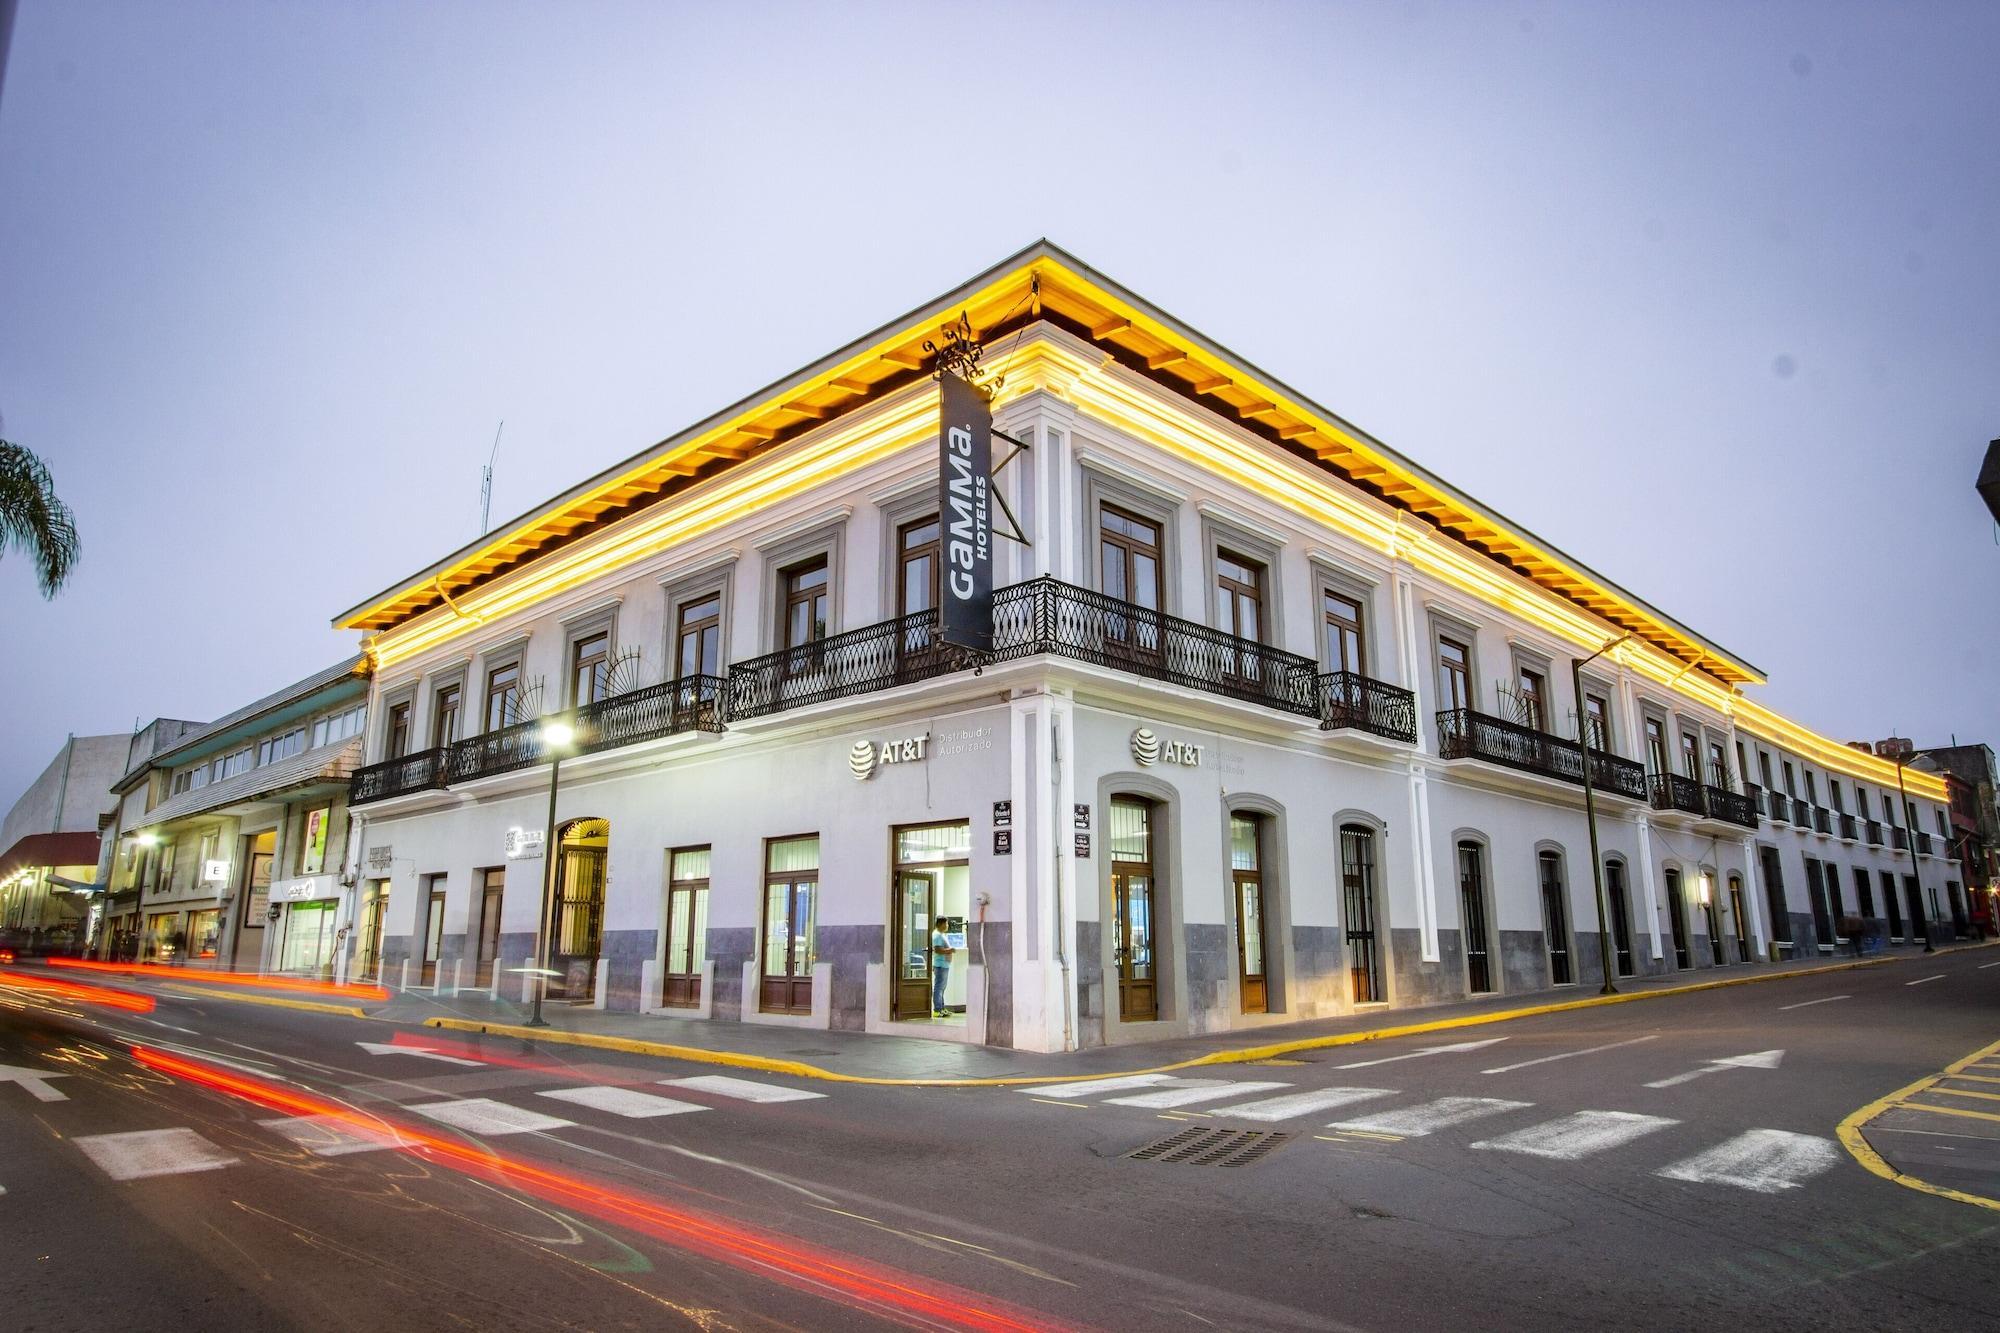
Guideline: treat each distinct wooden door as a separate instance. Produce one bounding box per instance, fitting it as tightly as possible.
[761,874,817,1014]
[1113,867,1157,1022]
[894,871,935,1019]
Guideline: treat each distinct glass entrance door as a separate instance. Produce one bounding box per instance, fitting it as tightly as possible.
[761,836,819,1014]
[1113,868,1157,1022]
[1728,876,1750,961]
[895,871,936,1020]
[551,820,608,1000]
[279,901,337,976]
[664,847,709,1008]
[421,881,445,985]
[1234,871,1266,1013]
[1458,844,1494,994]
[474,869,504,986]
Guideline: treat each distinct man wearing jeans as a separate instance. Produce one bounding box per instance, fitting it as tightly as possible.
[929,924,955,1018]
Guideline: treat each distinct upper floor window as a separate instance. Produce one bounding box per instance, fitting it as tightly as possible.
[1829,779,1845,813]
[781,558,830,650]
[312,704,365,748]
[1512,668,1546,732]
[675,594,722,679]
[1099,506,1162,611]
[1936,808,1948,837]
[1583,692,1611,752]
[1758,750,1775,789]
[1436,637,1471,712]
[897,517,940,618]
[1804,770,1819,805]
[1735,741,1750,786]
[1782,760,1797,796]
[1215,551,1265,644]
[484,662,522,733]
[570,631,611,707]
[1857,787,1872,818]
[432,684,461,748]
[257,728,305,767]
[385,703,411,760]
[212,748,253,782]
[1644,717,1669,776]
[1323,590,1366,676]
[172,769,194,795]
[1679,731,1699,780]
[1708,741,1729,789]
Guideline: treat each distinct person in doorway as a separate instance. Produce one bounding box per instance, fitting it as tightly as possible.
[929,922,955,1018]
[169,928,188,965]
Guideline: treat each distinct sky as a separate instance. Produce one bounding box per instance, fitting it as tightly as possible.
[0,1,1995,809]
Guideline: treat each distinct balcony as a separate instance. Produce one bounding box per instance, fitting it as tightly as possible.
[1865,820,1883,846]
[1704,785,1760,829]
[1891,827,1910,851]
[448,716,549,783]
[1316,671,1419,744]
[1648,772,1707,817]
[1436,708,1647,800]
[1917,832,1935,856]
[349,746,449,806]
[1812,806,1832,836]
[729,578,1327,724]
[446,675,729,785]
[1768,790,1791,822]
[1838,813,1857,841]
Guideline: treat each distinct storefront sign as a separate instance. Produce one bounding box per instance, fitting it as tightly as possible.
[993,829,1012,856]
[1131,726,1203,768]
[505,827,545,860]
[848,732,930,781]
[301,806,331,875]
[271,875,338,903]
[937,371,993,651]
[1074,803,1090,832]
[992,800,1012,829]
[1074,832,1091,858]
[201,859,232,884]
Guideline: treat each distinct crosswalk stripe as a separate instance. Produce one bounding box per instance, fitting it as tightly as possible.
[660,1074,826,1104]
[1021,1074,1178,1099]
[539,1086,709,1118]
[411,1098,575,1136]
[1209,1087,1397,1122]
[259,1114,410,1156]
[1105,1079,1290,1109]
[75,1128,239,1180]
[1471,1110,1679,1160]
[1655,1129,1840,1193]
[1327,1097,1532,1137]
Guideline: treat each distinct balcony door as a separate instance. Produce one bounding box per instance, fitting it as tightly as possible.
[761,836,819,1014]
[664,847,709,1008]
[1215,552,1267,691]
[1099,507,1163,664]
[896,516,943,677]
[1458,842,1494,994]
[1109,798,1158,1023]
[1229,815,1267,1014]
[1341,826,1384,1003]
[1664,868,1691,969]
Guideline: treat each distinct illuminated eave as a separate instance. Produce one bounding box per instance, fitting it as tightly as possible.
[336,242,1762,692]
[1734,699,1949,800]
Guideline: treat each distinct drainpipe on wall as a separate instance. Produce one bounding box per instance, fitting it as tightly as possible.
[1051,710,1073,1052]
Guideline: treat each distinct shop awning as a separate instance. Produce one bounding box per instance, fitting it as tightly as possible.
[0,831,102,881]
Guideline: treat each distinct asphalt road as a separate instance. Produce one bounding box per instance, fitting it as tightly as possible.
[1,949,1996,1332]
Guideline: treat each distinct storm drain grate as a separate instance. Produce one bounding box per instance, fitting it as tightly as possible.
[1127,1127,1291,1167]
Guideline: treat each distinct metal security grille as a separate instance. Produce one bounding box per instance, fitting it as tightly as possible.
[1126,1128,1290,1167]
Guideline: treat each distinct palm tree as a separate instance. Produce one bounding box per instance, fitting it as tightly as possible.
[0,439,80,597]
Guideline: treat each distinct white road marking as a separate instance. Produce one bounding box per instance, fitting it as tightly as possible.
[410,1098,575,1136]
[1021,1074,1178,1099]
[660,1075,826,1104]
[1327,1097,1532,1137]
[539,1086,709,1118]
[1906,975,1946,987]
[1482,1036,1658,1074]
[260,1114,410,1156]
[356,1041,484,1066]
[1471,1110,1679,1160]
[75,1128,240,1180]
[1979,961,2000,970]
[1655,1128,1841,1193]
[1209,1087,1396,1122]
[0,1063,71,1102]
[1778,995,1849,1011]
[1105,1080,1290,1109]
[1333,1038,1508,1070]
[1644,1049,1785,1089]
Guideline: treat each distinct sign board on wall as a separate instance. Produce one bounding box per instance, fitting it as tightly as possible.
[1131,727,1203,767]
[505,828,545,860]
[367,845,394,871]
[271,875,338,903]
[993,830,1012,856]
[201,859,232,884]
[301,806,331,876]
[937,371,993,651]
[992,800,1012,829]
[848,733,930,781]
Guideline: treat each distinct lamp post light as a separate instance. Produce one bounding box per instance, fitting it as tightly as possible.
[525,718,576,1029]
[1573,633,1632,995]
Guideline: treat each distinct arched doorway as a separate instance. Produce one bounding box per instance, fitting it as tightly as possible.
[549,818,608,1000]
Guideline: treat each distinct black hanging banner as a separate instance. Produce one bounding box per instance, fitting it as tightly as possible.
[938,371,994,651]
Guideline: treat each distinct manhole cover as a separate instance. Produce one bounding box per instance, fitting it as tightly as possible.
[1127,1127,1290,1167]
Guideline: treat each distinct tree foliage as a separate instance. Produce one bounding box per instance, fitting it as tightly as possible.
[0,440,80,597]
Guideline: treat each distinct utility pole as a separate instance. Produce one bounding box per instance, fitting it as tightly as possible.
[1573,633,1632,994]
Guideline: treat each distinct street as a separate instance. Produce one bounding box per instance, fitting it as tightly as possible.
[0,949,1996,1331]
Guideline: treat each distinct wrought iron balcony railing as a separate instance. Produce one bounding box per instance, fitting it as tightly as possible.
[350,746,449,806]
[1813,806,1832,835]
[1891,827,1910,851]
[578,675,727,751]
[1838,813,1857,841]
[1315,670,1418,743]
[1768,790,1791,822]
[1917,831,1935,856]
[1648,772,1707,817]
[1705,785,1760,829]
[1744,782,1764,815]
[1436,708,1647,800]
[448,717,548,783]
[1865,820,1883,846]
[730,577,1327,724]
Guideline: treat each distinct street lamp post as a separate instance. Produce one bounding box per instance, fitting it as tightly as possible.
[1892,755,1935,954]
[524,718,575,1028]
[1573,634,1633,995]
[130,832,158,963]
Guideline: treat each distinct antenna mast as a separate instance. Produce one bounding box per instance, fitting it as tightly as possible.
[479,421,504,534]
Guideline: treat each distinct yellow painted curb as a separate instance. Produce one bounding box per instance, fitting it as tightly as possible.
[416,947,1975,1089]
[1836,1033,2000,1213]
[163,983,370,1019]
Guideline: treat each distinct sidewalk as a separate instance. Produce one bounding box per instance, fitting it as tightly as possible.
[374,938,1998,1086]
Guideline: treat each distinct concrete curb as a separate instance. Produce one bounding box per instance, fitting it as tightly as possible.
[1837,1032,2000,1213]
[417,942,1997,1088]
[161,983,371,1019]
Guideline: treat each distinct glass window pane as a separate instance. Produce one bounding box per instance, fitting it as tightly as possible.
[1108,799,1152,862]
[1229,815,1259,871]
[791,880,817,976]
[1239,881,1263,975]
[766,836,820,874]
[671,847,711,881]
[896,823,972,864]
[763,882,790,977]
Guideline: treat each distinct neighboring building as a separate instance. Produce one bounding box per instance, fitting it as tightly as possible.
[99,658,370,972]
[1906,742,1998,936]
[0,733,131,950]
[335,242,1956,1051]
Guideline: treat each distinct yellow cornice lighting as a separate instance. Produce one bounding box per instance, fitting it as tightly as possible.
[1734,699,1948,799]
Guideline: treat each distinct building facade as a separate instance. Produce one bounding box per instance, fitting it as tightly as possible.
[338,244,1956,1051]
[1907,741,1997,936]
[0,732,130,950]
[98,659,370,972]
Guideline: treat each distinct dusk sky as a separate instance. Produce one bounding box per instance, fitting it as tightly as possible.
[1,1,1994,806]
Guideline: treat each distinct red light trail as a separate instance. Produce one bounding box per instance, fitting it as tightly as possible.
[46,958,390,1002]
[0,970,156,1013]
